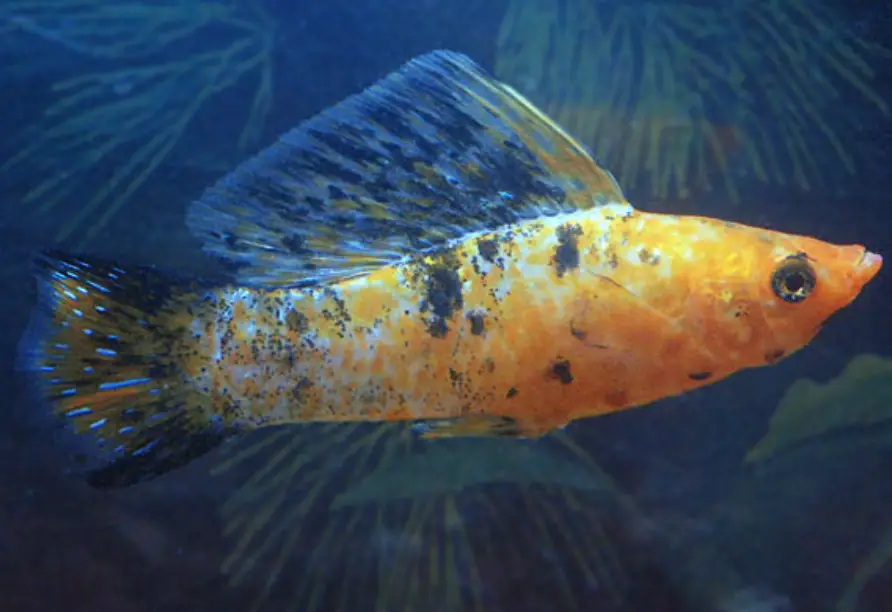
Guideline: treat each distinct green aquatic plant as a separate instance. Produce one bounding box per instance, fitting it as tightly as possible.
[330,434,634,612]
[214,424,636,612]
[495,0,889,202]
[739,354,892,611]
[216,421,763,611]
[745,353,892,464]
[837,521,892,612]
[1,1,227,58]
[2,0,273,248]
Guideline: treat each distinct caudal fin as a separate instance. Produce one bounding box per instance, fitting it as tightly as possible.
[18,250,234,488]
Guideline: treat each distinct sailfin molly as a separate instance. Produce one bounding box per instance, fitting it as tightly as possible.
[17,51,883,489]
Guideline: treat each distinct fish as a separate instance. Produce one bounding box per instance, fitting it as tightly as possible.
[17,50,882,488]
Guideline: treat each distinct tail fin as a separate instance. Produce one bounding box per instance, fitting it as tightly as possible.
[18,250,234,488]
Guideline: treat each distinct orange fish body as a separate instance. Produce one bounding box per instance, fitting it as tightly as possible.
[170,206,880,437]
[19,51,881,487]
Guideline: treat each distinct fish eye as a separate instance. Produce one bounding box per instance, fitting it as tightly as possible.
[771,255,816,303]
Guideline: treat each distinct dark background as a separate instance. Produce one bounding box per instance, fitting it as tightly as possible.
[0,1,890,610]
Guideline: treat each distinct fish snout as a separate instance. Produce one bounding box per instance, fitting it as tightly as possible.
[856,249,883,282]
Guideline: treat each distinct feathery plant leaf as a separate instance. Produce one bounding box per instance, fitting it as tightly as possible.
[1,0,274,249]
[495,0,890,202]
[214,424,638,611]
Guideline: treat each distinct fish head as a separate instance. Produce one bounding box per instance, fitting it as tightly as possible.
[749,231,882,350]
[667,215,882,365]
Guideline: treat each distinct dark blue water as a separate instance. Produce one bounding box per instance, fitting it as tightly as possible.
[1,1,890,610]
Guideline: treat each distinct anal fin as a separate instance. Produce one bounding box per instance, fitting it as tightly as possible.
[412,415,555,440]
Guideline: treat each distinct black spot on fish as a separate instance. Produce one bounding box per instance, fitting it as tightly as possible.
[506,387,518,398]
[223,233,246,252]
[419,250,464,338]
[466,310,486,335]
[553,223,583,277]
[550,359,574,384]
[282,234,311,255]
[476,238,499,263]
[688,371,712,381]
[324,289,351,322]
[427,318,449,338]
[448,368,463,391]
[638,247,660,266]
[285,309,309,334]
[322,288,351,338]
[570,323,586,341]
[765,349,786,364]
[470,255,482,276]
[291,377,314,401]
[304,195,325,210]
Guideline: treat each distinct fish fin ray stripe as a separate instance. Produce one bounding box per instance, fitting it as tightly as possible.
[18,250,233,488]
[187,49,627,288]
[412,414,553,439]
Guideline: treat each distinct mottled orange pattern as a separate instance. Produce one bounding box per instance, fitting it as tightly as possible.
[186,204,881,436]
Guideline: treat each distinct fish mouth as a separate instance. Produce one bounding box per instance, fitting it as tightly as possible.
[857,249,883,274]
[852,248,883,287]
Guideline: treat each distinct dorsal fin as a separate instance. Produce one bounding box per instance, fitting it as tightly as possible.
[187,50,628,288]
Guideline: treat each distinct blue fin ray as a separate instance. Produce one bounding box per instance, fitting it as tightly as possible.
[18,250,234,488]
[187,50,627,288]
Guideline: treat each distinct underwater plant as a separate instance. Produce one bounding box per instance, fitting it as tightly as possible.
[741,353,892,611]
[1,0,273,248]
[215,421,770,611]
[214,425,634,611]
[837,521,892,612]
[745,353,892,464]
[495,0,890,202]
